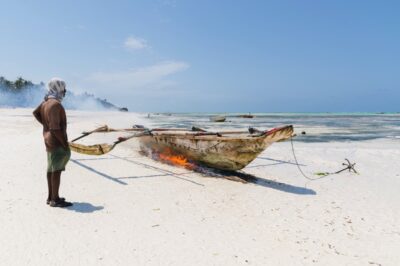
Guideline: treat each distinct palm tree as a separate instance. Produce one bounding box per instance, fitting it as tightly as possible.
[14,77,25,90]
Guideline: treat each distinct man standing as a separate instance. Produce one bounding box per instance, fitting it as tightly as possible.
[33,78,73,208]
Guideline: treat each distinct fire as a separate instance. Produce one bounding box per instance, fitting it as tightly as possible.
[154,148,195,170]
[159,153,189,166]
[145,147,227,178]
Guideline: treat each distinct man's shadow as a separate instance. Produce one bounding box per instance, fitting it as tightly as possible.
[67,202,104,213]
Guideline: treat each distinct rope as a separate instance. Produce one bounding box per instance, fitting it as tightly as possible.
[289,137,358,181]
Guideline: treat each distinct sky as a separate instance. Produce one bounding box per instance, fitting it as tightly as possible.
[0,0,399,112]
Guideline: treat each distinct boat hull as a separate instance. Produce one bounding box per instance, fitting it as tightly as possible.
[210,116,226,122]
[139,125,293,171]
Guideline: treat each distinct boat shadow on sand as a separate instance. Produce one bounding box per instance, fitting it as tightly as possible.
[196,168,316,195]
[71,156,316,196]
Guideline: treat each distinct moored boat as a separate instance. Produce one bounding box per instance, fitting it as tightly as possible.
[210,115,226,122]
[139,125,294,170]
[237,113,254,118]
[69,124,294,171]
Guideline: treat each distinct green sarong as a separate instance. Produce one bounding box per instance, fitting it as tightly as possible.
[47,147,71,173]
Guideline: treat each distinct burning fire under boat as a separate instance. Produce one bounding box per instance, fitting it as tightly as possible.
[139,125,294,171]
[69,125,294,171]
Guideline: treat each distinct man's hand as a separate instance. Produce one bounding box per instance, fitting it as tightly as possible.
[51,130,69,150]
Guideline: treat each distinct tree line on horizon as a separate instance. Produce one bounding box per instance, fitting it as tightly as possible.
[0,76,127,111]
[0,76,43,92]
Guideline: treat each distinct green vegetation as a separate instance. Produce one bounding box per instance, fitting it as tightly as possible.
[0,76,128,111]
[0,76,41,92]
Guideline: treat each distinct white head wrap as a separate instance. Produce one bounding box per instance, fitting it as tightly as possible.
[46,77,66,101]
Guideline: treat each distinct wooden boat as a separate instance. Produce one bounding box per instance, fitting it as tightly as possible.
[210,115,226,122]
[238,114,254,118]
[69,125,294,171]
[139,125,294,170]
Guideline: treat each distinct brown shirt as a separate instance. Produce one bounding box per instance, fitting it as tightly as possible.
[33,98,68,151]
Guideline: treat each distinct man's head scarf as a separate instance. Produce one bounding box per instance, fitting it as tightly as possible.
[46,78,66,101]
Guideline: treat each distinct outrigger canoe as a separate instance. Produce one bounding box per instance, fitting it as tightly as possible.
[139,125,293,170]
[69,125,294,171]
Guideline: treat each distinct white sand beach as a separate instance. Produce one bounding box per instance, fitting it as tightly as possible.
[1,108,399,265]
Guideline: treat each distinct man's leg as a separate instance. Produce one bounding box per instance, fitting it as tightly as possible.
[49,171,72,207]
[51,170,61,201]
[47,172,52,202]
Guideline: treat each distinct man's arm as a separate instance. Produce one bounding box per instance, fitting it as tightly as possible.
[48,103,69,149]
[33,104,43,124]
[51,130,69,149]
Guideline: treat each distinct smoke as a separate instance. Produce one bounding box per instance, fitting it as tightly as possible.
[0,85,44,108]
[62,92,116,111]
[0,84,119,111]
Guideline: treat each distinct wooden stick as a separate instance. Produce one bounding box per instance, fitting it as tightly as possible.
[82,127,191,133]
[113,131,151,145]
[73,125,292,140]
[71,125,109,142]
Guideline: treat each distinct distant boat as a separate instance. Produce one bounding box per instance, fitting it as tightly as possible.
[238,113,254,118]
[210,115,226,122]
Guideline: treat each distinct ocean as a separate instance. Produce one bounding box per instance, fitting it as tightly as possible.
[143,113,400,143]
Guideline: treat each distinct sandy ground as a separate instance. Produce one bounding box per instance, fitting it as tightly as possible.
[0,108,399,266]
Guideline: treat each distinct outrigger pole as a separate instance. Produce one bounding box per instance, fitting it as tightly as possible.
[68,125,152,155]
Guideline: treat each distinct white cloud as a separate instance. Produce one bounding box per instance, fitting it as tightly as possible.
[86,61,189,92]
[124,36,148,50]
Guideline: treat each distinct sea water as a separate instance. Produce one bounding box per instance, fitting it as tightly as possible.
[142,113,400,143]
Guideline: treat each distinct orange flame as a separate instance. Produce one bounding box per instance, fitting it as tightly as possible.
[156,148,195,169]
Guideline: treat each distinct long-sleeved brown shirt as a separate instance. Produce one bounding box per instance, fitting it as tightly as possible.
[33,98,68,151]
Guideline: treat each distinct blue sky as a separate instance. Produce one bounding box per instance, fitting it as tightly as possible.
[0,0,399,112]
